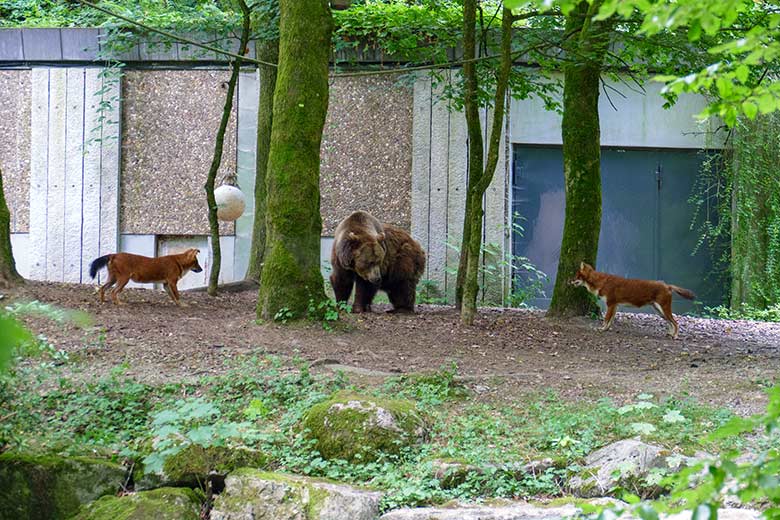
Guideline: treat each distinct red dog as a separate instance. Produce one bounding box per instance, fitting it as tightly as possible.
[89,249,203,305]
[571,262,695,339]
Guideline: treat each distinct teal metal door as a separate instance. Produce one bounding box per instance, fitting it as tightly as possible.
[511,145,722,311]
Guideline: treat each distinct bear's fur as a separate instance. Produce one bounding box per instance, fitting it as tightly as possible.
[330,211,426,313]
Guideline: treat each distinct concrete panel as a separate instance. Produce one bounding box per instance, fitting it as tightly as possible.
[509,75,725,149]
[176,33,218,61]
[482,104,510,304]
[22,29,63,61]
[45,68,67,281]
[81,69,104,283]
[119,234,156,288]
[234,70,259,281]
[157,235,236,290]
[28,69,49,280]
[0,70,32,233]
[61,28,100,61]
[10,233,30,279]
[63,69,85,283]
[0,29,23,61]
[425,76,451,288]
[139,39,178,61]
[445,105,467,299]
[410,74,432,257]
[99,70,121,256]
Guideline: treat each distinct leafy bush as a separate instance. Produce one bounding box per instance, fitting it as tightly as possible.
[705,303,780,322]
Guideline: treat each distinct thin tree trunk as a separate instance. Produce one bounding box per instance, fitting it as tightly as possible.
[455,0,483,310]
[257,0,332,320]
[204,0,251,296]
[547,1,607,317]
[461,8,513,325]
[246,36,279,283]
[0,166,22,288]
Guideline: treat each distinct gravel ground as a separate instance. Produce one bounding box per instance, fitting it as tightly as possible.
[8,281,780,413]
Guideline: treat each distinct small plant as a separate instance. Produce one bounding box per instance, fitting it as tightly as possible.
[417,279,447,305]
[274,307,294,324]
[307,298,351,330]
[143,397,259,475]
[704,303,780,322]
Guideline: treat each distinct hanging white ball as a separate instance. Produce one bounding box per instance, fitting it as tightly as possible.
[214,185,246,221]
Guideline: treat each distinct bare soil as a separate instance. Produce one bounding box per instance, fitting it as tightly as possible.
[8,281,780,413]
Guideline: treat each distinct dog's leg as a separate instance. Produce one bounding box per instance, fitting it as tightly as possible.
[168,281,185,307]
[99,275,116,303]
[163,282,175,303]
[601,303,617,331]
[660,301,679,339]
[111,277,130,305]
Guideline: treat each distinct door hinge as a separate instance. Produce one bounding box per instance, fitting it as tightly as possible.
[655,165,662,191]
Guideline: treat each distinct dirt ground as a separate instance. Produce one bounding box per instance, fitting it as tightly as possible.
[9,281,780,414]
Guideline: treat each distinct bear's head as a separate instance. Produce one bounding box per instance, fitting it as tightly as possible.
[341,231,386,285]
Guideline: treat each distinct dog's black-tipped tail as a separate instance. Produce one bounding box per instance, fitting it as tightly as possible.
[89,255,111,279]
[670,285,696,300]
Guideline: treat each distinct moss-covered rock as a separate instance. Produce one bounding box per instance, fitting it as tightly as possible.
[0,452,127,520]
[210,469,382,520]
[132,445,268,491]
[162,445,268,485]
[567,439,670,498]
[73,487,202,520]
[301,391,428,462]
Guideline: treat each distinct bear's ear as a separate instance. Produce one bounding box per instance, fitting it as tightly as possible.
[377,232,385,242]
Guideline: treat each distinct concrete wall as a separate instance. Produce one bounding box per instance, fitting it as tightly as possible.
[28,67,121,283]
[0,70,31,233]
[410,74,724,304]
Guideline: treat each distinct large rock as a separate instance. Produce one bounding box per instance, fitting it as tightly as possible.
[0,452,127,519]
[381,502,761,520]
[301,391,428,462]
[210,469,382,520]
[133,445,268,491]
[72,487,202,520]
[380,501,585,520]
[568,439,670,498]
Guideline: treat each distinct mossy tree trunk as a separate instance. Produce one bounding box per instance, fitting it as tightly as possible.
[0,166,22,288]
[257,0,332,320]
[454,0,483,311]
[246,36,279,283]
[547,1,608,318]
[205,0,251,296]
[460,7,513,326]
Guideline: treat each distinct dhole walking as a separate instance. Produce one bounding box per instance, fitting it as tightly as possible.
[89,249,203,306]
[571,262,695,339]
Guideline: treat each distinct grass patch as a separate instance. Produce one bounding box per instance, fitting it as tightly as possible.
[0,356,749,510]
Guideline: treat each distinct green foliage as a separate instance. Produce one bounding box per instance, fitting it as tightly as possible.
[417,279,447,305]
[689,114,780,311]
[587,385,780,520]
[307,298,351,330]
[446,220,548,308]
[705,303,780,322]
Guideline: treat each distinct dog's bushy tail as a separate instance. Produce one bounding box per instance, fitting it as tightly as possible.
[89,255,111,279]
[670,285,696,300]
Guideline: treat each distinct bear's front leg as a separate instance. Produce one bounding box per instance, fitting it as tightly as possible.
[386,281,417,313]
[330,266,355,305]
[353,277,379,313]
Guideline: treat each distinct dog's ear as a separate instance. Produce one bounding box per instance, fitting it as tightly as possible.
[580,261,585,270]
[348,231,358,240]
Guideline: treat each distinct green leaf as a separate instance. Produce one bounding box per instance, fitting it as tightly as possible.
[735,65,750,84]
[708,416,756,441]
[662,410,686,424]
[688,20,702,42]
[0,314,31,372]
[630,422,657,435]
[742,101,758,119]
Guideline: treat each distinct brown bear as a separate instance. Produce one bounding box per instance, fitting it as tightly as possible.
[330,210,426,313]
